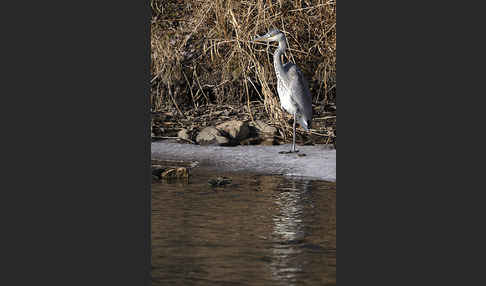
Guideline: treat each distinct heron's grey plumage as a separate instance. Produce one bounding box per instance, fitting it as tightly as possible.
[254,29,312,153]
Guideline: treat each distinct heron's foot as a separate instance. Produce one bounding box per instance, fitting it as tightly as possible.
[279,150,300,154]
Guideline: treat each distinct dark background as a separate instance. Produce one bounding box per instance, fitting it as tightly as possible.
[2,1,151,285]
[1,1,485,285]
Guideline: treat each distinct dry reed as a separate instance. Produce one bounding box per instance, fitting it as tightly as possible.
[151,0,336,138]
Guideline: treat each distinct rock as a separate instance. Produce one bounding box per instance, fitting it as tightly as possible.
[160,167,189,179]
[152,165,165,178]
[176,167,189,178]
[216,120,250,141]
[249,120,278,146]
[196,127,229,146]
[152,175,160,183]
[250,120,277,137]
[208,176,232,187]
[152,126,163,137]
[177,128,190,140]
[240,137,262,145]
[151,161,191,182]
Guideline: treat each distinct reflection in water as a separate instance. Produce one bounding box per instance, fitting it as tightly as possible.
[270,180,308,285]
[273,181,306,241]
[152,171,336,286]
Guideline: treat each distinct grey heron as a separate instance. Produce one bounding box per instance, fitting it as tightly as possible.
[254,29,312,153]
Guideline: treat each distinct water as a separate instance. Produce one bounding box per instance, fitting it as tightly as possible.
[152,170,336,286]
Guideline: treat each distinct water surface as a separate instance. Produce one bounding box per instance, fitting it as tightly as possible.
[152,171,336,285]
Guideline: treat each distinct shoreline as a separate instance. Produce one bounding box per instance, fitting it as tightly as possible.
[152,142,336,182]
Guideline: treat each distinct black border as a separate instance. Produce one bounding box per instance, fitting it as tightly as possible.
[339,1,486,285]
[3,1,151,285]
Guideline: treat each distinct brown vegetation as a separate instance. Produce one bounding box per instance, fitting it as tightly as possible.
[150,0,336,144]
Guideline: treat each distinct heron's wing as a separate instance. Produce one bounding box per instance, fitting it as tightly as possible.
[286,64,312,120]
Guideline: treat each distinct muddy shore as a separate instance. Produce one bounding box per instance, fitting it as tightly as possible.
[152,103,336,146]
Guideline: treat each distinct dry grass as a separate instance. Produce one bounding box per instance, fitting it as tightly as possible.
[150,0,336,139]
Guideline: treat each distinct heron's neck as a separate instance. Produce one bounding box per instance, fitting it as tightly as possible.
[273,38,287,80]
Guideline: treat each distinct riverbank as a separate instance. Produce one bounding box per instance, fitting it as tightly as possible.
[152,102,336,147]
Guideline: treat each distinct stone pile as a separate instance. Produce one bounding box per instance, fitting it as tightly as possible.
[187,120,278,146]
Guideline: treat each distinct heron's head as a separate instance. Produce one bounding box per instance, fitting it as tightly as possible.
[254,29,285,43]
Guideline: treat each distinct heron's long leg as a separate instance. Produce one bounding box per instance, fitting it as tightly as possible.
[292,113,296,152]
[278,113,299,154]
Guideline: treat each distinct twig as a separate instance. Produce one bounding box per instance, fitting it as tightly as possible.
[313,116,336,120]
[287,3,328,13]
[193,66,209,103]
[308,129,332,137]
[167,83,186,119]
[246,76,264,102]
[150,74,159,83]
[182,70,197,109]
